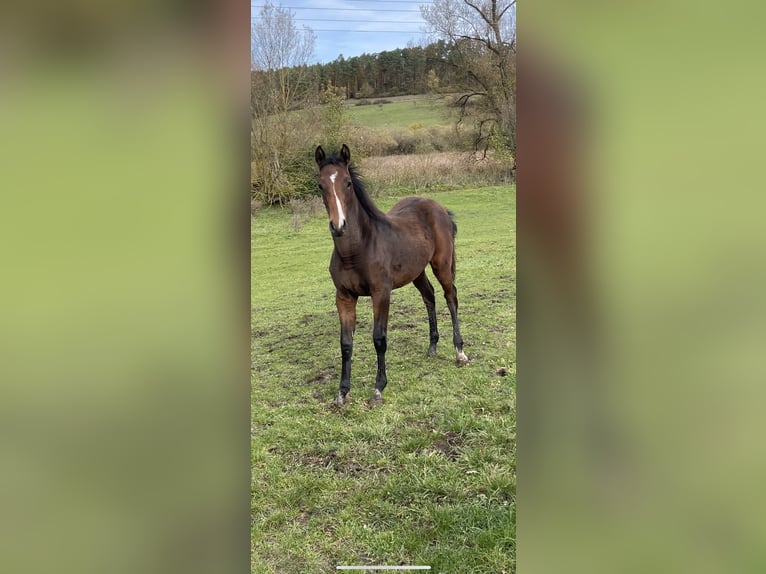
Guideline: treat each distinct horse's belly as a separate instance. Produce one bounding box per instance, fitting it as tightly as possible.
[391,259,429,289]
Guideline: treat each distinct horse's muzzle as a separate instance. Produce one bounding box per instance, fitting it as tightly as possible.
[330,220,347,237]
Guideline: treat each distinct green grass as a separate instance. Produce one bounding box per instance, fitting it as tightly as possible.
[348,98,454,129]
[252,186,516,573]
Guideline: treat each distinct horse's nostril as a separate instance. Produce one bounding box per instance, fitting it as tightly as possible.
[330,220,346,236]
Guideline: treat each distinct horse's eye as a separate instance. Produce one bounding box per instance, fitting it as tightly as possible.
[346,181,352,189]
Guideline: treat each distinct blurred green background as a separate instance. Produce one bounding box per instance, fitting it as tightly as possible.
[521,1,766,573]
[0,2,249,574]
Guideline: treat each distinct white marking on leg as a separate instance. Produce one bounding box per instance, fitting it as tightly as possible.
[456,350,469,365]
[329,171,345,228]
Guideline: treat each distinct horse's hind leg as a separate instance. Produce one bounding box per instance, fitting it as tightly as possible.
[413,271,439,356]
[431,260,468,366]
[445,284,468,365]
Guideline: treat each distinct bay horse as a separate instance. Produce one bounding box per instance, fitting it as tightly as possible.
[315,144,468,406]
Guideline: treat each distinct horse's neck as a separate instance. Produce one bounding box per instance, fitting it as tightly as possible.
[332,198,378,258]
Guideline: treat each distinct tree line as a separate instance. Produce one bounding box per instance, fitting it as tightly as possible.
[252,36,506,106]
[249,39,476,120]
[301,41,468,101]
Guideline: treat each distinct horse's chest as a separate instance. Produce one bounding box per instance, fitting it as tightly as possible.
[331,270,371,296]
[330,256,373,296]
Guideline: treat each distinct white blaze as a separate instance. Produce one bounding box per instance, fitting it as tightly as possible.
[329,171,345,228]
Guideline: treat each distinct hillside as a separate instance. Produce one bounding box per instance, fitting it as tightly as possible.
[347,96,455,130]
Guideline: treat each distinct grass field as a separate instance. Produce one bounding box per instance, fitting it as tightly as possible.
[348,97,454,129]
[251,185,516,572]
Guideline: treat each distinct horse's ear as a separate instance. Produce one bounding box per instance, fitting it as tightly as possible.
[340,144,351,165]
[315,146,325,165]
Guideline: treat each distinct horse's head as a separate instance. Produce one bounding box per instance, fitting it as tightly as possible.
[315,143,353,238]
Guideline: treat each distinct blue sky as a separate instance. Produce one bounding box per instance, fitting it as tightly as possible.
[251,0,432,64]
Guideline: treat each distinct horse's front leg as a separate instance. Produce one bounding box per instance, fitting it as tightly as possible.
[371,286,391,402]
[335,290,357,406]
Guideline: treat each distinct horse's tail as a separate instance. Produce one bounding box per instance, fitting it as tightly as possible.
[447,209,457,237]
[447,209,457,278]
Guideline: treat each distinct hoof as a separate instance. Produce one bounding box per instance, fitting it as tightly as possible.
[456,351,469,366]
[369,389,383,404]
[427,346,437,357]
[333,393,347,407]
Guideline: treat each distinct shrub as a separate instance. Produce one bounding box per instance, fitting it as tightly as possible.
[488,126,515,180]
[251,107,324,205]
[344,126,397,158]
[289,195,324,230]
[427,125,469,152]
[251,143,321,205]
[388,127,437,155]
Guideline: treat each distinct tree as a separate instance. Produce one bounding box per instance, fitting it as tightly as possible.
[320,81,350,151]
[251,2,316,204]
[421,0,516,158]
[427,69,440,93]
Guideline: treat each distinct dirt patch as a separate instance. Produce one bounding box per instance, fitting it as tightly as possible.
[294,511,312,526]
[306,371,334,385]
[264,332,302,353]
[334,460,367,475]
[474,288,511,304]
[294,449,386,477]
[429,431,465,461]
[299,314,319,325]
[392,321,419,330]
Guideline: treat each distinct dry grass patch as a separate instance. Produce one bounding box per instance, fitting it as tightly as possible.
[359,152,512,194]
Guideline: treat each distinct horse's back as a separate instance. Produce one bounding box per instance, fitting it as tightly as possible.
[387,196,453,234]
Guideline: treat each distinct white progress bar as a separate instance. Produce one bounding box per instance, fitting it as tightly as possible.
[336,567,431,571]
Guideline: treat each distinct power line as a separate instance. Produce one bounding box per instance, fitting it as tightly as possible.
[251,5,423,12]
[292,18,424,23]
[251,25,427,33]
[310,29,427,33]
[250,18,425,25]
[252,0,433,3]
[344,0,433,3]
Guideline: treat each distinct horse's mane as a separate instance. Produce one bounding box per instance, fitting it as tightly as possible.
[318,154,388,224]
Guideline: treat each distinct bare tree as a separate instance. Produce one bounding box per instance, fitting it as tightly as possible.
[421,0,516,157]
[251,2,316,204]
